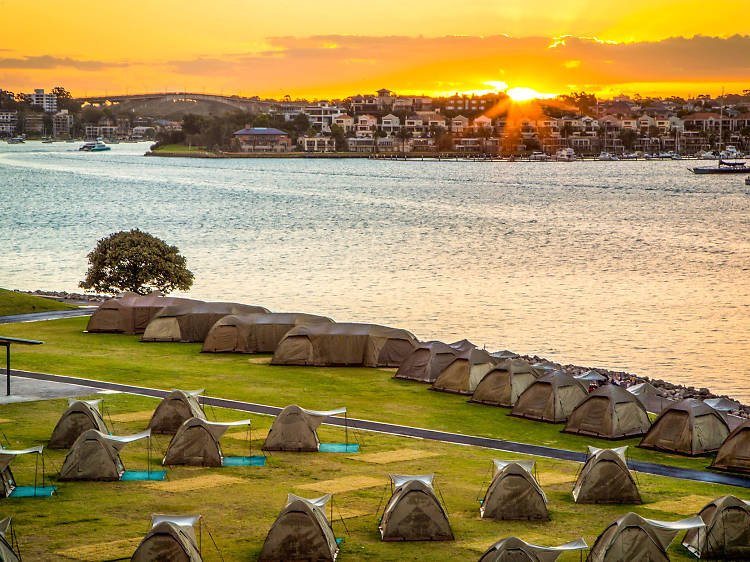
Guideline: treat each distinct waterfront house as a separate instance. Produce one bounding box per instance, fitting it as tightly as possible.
[24,113,45,134]
[450,115,469,135]
[303,102,346,132]
[404,115,425,135]
[380,114,401,136]
[355,114,378,137]
[232,126,291,152]
[331,114,355,133]
[299,135,336,152]
[52,110,73,137]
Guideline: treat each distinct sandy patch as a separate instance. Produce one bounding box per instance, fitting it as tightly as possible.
[109,410,153,423]
[349,449,440,464]
[537,472,577,486]
[224,428,270,441]
[642,494,714,515]
[334,507,371,520]
[56,537,141,560]
[0,418,12,424]
[297,476,384,494]
[248,357,272,364]
[377,368,398,373]
[144,474,246,493]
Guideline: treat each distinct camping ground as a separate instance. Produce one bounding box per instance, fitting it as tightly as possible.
[1,316,749,560]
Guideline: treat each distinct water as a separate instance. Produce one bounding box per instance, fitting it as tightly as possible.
[1,142,749,399]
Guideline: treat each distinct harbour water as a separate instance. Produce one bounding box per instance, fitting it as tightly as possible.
[1,142,749,399]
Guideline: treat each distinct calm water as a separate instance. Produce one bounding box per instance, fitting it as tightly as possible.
[1,142,749,399]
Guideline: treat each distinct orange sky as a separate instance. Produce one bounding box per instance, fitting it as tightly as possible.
[1,0,749,99]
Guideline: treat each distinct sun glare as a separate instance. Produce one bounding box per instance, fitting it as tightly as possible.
[506,87,557,102]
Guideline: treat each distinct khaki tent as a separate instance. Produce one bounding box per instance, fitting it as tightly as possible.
[380,474,453,541]
[163,417,251,467]
[271,323,417,367]
[148,389,206,435]
[258,494,338,561]
[588,512,704,562]
[682,495,750,559]
[469,359,541,407]
[627,381,670,414]
[563,384,651,439]
[639,398,730,456]
[481,460,548,521]
[0,446,43,498]
[202,312,333,354]
[511,372,588,423]
[131,514,202,562]
[142,301,270,343]
[711,420,750,473]
[430,348,499,395]
[263,406,346,452]
[0,517,20,562]
[48,399,108,449]
[393,340,475,384]
[59,429,150,481]
[572,446,641,504]
[85,291,197,335]
[479,537,587,562]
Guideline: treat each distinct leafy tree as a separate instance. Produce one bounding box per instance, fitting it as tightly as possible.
[253,113,271,127]
[80,229,194,295]
[181,113,205,135]
[329,123,347,151]
[396,128,412,152]
[52,86,72,101]
[81,106,104,124]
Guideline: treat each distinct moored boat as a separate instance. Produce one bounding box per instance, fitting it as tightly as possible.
[79,139,111,152]
[598,152,619,161]
[691,160,747,174]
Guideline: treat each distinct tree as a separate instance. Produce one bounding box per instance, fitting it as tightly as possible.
[329,123,347,151]
[79,229,194,295]
[396,128,412,152]
[181,113,205,135]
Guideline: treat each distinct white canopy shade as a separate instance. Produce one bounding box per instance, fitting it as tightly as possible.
[67,398,102,409]
[301,407,346,417]
[493,459,535,474]
[588,445,628,461]
[390,473,434,488]
[102,429,152,450]
[0,445,43,456]
[287,493,332,508]
[151,514,201,528]
[170,389,204,397]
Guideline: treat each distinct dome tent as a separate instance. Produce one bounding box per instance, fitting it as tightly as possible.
[479,537,587,562]
[379,474,453,541]
[511,371,588,423]
[627,381,669,414]
[639,398,730,456]
[131,514,202,562]
[271,322,417,367]
[48,399,108,449]
[262,405,346,452]
[480,460,548,521]
[682,495,750,559]
[162,417,252,467]
[469,359,541,407]
[711,419,750,473]
[0,517,20,562]
[85,291,197,335]
[142,301,270,343]
[587,512,704,562]
[563,384,651,439]
[201,312,334,354]
[58,429,151,481]
[258,494,338,562]
[430,347,499,395]
[148,389,206,435]
[572,446,641,504]
[393,340,475,384]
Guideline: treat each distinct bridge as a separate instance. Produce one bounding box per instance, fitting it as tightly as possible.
[74,92,274,113]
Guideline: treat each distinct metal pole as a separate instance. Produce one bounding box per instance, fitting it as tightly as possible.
[5,343,10,396]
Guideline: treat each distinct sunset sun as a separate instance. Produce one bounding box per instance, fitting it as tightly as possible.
[506,86,558,102]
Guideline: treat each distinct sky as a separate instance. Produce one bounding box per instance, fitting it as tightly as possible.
[1,0,749,99]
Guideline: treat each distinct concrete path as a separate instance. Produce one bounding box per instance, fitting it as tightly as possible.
[7,368,750,489]
[0,373,103,404]
[0,308,94,325]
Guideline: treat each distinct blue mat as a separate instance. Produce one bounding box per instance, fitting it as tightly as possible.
[319,443,359,453]
[336,538,343,545]
[8,486,57,498]
[120,470,166,481]
[222,456,266,467]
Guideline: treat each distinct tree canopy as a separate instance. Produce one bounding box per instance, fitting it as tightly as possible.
[79,229,194,295]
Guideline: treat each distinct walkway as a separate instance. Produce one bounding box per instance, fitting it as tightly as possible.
[7,368,750,489]
[0,309,93,325]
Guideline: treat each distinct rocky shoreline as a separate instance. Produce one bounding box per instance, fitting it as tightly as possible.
[21,289,750,418]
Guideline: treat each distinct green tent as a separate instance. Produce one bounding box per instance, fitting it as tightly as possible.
[682,495,750,559]
[131,514,202,562]
[380,474,453,541]
[479,537,587,562]
[481,460,548,521]
[48,399,108,449]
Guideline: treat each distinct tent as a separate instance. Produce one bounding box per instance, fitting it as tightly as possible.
[131,514,202,562]
[163,417,252,467]
[148,389,206,435]
[469,359,541,407]
[627,382,670,414]
[201,312,333,354]
[263,405,346,452]
[711,420,750,473]
[258,494,338,561]
[0,446,54,498]
[510,372,588,423]
[142,301,270,343]
[588,512,704,562]
[58,429,151,481]
[572,446,641,504]
[430,348,499,395]
[393,340,475,384]
[271,322,418,367]
[682,495,750,559]
[0,517,20,562]
[479,537,587,562]
[380,474,453,541]
[481,460,548,521]
[48,399,109,449]
[85,291,197,335]
[639,398,730,456]
[563,384,651,439]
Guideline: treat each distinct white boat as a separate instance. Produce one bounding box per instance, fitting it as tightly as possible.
[554,148,577,161]
[721,145,743,159]
[7,136,24,144]
[79,139,111,152]
[529,151,550,161]
[598,152,619,161]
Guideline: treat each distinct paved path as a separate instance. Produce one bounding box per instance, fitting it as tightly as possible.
[7,368,750,489]
[0,308,93,325]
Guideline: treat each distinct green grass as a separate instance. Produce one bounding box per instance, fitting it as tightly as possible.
[0,289,76,316]
[152,143,212,154]
[1,317,748,560]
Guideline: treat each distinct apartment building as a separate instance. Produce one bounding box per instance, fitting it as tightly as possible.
[23,89,57,112]
[53,110,73,137]
[0,110,17,136]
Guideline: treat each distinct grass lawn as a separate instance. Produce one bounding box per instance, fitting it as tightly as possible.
[0,317,748,560]
[152,143,213,154]
[0,289,76,317]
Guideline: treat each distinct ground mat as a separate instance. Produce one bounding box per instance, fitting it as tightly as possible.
[222,456,266,466]
[120,470,167,481]
[8,486,57,497]
[319,443,359,453]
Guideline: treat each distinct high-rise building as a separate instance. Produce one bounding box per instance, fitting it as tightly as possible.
[23,89,57,112]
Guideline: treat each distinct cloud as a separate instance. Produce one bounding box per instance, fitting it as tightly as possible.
[0,55,129,71]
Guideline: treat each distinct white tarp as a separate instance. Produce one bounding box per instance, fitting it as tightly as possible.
[575,370,607,382]
[642,516,706,549]
[102,429,152,448]
[287,493,332,508]
[204,419,253,428]
[390,473,434,488]
[519,537,588,552]
[67,398,103,409]
[170,389,204,397]
[151,514,201,528]
[301,407,346,417]
[588,445,629,462]
[0,445,43,456]
[493,459,536,474]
